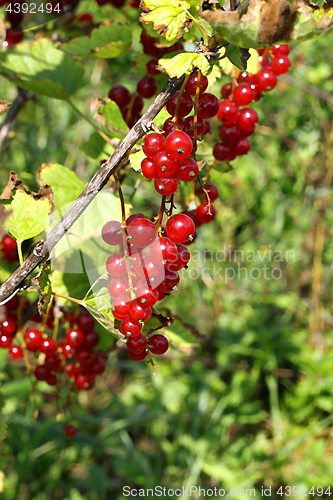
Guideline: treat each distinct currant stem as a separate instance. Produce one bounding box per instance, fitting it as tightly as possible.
[186,11,209,46]
[193,68,201,142]
[17,241,23,266]
[40,295,54,335]
[157,196,166,235]
[173,74,190,130]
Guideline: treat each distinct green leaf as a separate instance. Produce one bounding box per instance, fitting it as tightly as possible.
[61,24,132,59]
[100,100,128,134]
[129,148,146,172]
[0,416,7,442]
[82,288,123,340]
[39,163,86,209]
[226,44,244,70]
[80,131,115,161]
[141,0,191,41]
[31,262,52,315]
[4,190,52,244]
[0,38,84,99]
[158,52,211,79]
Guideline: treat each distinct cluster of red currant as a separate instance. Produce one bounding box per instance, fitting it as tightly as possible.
[1,0,25,46]
[214,44,291,162]
[0,234,18,263]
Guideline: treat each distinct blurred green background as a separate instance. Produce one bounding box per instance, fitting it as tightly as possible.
[1,9,333,499]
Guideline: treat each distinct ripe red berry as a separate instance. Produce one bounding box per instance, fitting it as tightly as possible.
[166,91,193,118]
[271,44,290,56]
[6,4,23,27]
[271,55,291,75]
[154,175,179,196]
[65,425,78,437]
[136,284,159,306]
[89,353,107,374]
[75,372,94,391]
[46,373,57,386]
[65,328,85,348]
[127,333,147,353]
[165,130,193,160]
[195,202,216,225]
[1,315,17,336]
[61,343,76,359]
[150,236,177,267]
[218,124,240,144]
[176,158,199,182]
[137,76,158,99]
[84,330,99,348]
[153,150,178,178]
[183,116,206,138]
[203,120,211,135]
[112,295,131,319]
[128,218,157,248]
[128,349,148,361]
[77,312,95,333]
[35,365,50,381]
[24,328,42,352]
[163,117,185,136]
[78,13,93,22]
[108,277,129,298]
[40,337,57,356]
[44,354,62,372]
[1,235,18,262]
[146,59,160,75]
[197,93,219,119]
[185,71,208,96]
[237,108,259,132]
[158,268,180,292]
[233,83,255,106]
[106,253,127,278]
[166,214,195,244]
[141,157,156,180]
[198,182,219,201]
[256,66,277,92]
[217,100,239,124]
[126,213,149,225]
[168,243,190,271]
[5,27,24,46]
[9,345,23,360]
[109,85,131,108]
[5,295,20,312]
[142,133,166,158]
[102,221,122,245]
[134,255,164,285]
[64,363,79,377]
[221,83,232,99]
[0,334,12,348]
[148,334,169,355]
[235,137,251,156]
[121,317,142,337]
[128,299,152,323]
[213,142,231,162]
[75,346,92,364]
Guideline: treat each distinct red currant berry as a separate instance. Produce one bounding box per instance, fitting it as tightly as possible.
[213,142,231,161]
[110,0,125,7]
[154,176,179,196]
[121,317,142,337]
[65,424,77,437]
[46,373,57,386]
[256,66,277,92]
[5,295,20,312]
[159,268,180,293]
[127,332,147,353]
[0,334,12,348]
[112,295,131,319]
[106,253,127,278]
[197,93,219,119]
[185,71,208,95]
[217,100,239,125]
[218,124,240,144]
[195,202,216,224]
[221,83,232,99]
[102,221,122,245]
[233,83,255,106]
[141,157,156,180]
[107,277,129,298]
[235,137,250,155]
[153,150,179,178]
[40,337,57,356]
[136,284,159,306]
[5,27,24,46]
[44,354,62,372]
[78,12,93,22]
[75,346,92,365]
[150,237,177,267]
[176,158,198,182]
[128,349,148,361]
[148,334,169,355]
[1,235,18,262]
[203,120,211,135]
[35,365,50,381]
[89,353,107,374]
[77,312,95,333]
[126,213,149,225]
[109,85,131,108]
[271,44,290,56]
[237,108,259,132]
[166,91,193,118]
[165,130,193,160]
[142,133,165,158]
[198,182,219,201]
[130,95,144,116]
[137,76,158,99]
[61,343,76,359]
[271,55,291,75]
[146,59,160,75]
[128,218,157,248]
[183,116,206,138]
[135,255,164,285]
[163,117,185,136]
[75,373,94,391]
[24,328,42,351]
[65,328,85,348]
[9,345,23,360]
[236,71,249,83]
[168,243,190,271]
[166,214,195,244]
[6,4,23,27]
[84,330,99,348]
[1,315,17,336]
[128,299,152,323]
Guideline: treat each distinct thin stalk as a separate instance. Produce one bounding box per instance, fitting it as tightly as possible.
[193,68,201,142]
[186,11,209,46]
[17,241,23,266]
[173,74,190,130]
[157,196,166,235]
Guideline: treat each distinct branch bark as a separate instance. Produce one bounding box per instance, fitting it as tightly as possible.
[0,87,29,155]
[0,76,185,304]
